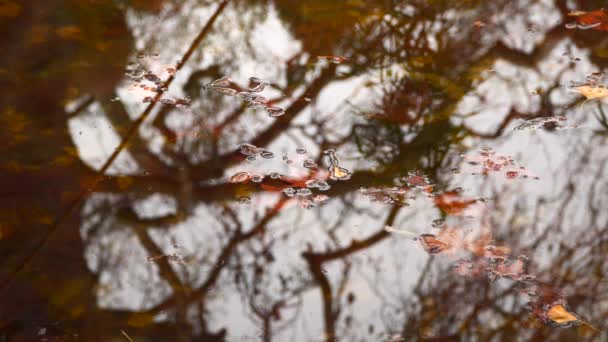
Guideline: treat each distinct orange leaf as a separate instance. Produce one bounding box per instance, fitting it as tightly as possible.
[547,304,579,325]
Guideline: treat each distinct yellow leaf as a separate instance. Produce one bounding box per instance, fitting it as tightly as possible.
[547,304,578,324]
[573,85,608,100]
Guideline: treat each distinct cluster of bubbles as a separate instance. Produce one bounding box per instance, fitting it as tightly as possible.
[228,171,266,184]
[125,54,191,107]
[238,143,274,161]
[206,76,286,117]
[282,187,329,209]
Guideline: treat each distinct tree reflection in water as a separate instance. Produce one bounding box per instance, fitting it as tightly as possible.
[1,0,607,341]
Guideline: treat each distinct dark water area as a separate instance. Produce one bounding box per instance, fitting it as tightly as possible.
[1,1,608,341]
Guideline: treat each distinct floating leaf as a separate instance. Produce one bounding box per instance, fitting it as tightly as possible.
[572,85,608,100]
[434,191,477,215]
[547,304,579,326]
[418,234,450,254]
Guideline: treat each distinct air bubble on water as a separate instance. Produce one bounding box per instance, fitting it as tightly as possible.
[246,155,256,161]
[269,172,281,179]
[282,155,288,161]
[450,168,460,174]
[260,150,275,159]
[160,98,176,105]
[303,159,318,168]
[111,97,120,102]
[282,188,296,197]
[286,159,293,164]
[266,107,286,117]
[229,171,251,183]
[297,188,313,197]
[304,97,312,102]
[144,73,161,83]
[213,87,238,96]
[209,76,231,88]
[238,197,251,204]
[251,174,264,183]
[432,219,445,228]
[296,148,306,154]
[239,143,260,156]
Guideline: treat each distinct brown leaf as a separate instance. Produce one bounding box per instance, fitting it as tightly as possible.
[418,234,450,254]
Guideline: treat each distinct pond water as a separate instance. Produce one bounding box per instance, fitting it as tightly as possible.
[1,1,608,341]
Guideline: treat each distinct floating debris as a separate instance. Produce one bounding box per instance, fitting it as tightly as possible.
[212,87,238,96]
[400,171,434,194]
[239,143,262,156]
[208,76,231,88]
[229,171,251,183]
[303,159,318,169]
[249,77,270,92]
[282,188,296,197]
[238,197,252,205]
[305,180,331,191]
[463,148,539,180]
[514,116,579,131]
[325,149,352,180]
[260,150,275,159]
[434,191,478,215]
[296,188,312,197]
[266,106,286,117]
[418,234,450,254]
[238,143,274,161]
[359,187,409,207]
[251,174,264,183]
[147,253,185,264]
[384,225,418,237]
[566,9,608,31]
[317,55,349,64]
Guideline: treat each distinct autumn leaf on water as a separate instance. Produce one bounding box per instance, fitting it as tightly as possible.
[572,85,608,101]
[434,191,477,215]
[528,285,600,332]
[418,234,450,254]
[546,304,579,326]
[566,9,608,31]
